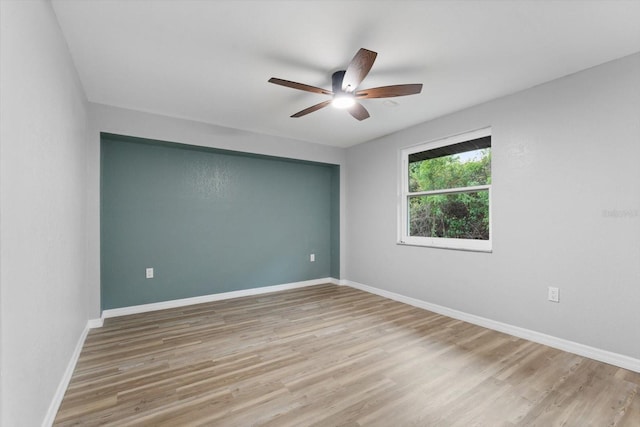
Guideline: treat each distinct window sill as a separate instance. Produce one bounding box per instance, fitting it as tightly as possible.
[397,240,492,253]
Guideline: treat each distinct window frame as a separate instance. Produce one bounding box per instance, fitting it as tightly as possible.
[398,127,492,252]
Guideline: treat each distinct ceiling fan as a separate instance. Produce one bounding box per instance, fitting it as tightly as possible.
[268,48,423,121]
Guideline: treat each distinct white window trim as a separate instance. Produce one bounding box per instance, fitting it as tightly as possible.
[398,127,492,252]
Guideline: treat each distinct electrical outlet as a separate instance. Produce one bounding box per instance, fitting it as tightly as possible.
[146,268,154,279]
[548,286,559,303]
[310,254,315,262]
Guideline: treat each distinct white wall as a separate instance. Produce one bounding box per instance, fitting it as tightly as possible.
[85,104,347,318]
[346,53,640,360]
[0,1,89,426]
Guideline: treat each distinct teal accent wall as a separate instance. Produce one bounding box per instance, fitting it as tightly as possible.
[100,133,339,310]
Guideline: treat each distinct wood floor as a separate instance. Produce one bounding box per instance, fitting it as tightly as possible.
[54,284,640,426]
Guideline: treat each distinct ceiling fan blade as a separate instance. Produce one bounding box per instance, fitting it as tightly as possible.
[291,100,332,118]
[342,48,377,92]
[356,84,423,99]
[348,102,370,121]
[268,78,333,95]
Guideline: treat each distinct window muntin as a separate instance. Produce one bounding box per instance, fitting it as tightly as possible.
[400,128,492,251]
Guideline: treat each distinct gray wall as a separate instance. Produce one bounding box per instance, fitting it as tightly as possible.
[87,104,347,318]
[101,134,339,309]
[0,1,89,426]
[346,53,640,359]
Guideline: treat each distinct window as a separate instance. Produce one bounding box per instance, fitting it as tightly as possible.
[399,128,492,251]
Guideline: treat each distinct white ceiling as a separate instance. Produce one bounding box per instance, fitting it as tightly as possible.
[51,0,640,148]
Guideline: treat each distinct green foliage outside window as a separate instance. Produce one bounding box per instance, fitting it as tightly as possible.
[408,149,491,240]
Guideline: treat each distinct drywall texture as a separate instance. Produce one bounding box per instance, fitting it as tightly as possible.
[101,134,339,309]
[0,1,88,426]
[87,104,347,317]
[346,53,640,359]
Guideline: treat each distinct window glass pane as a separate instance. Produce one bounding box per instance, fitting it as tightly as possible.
[409,148,491,192]
[409,190,489,240]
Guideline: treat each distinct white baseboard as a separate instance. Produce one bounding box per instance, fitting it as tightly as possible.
[102,277,337,319]
[344,280,640,373]
[41,319,95,427]
[87,318,104,328]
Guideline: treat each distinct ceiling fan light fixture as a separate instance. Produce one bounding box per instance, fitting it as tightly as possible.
[332,93,355,109]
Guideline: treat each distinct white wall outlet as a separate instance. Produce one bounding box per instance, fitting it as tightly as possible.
[146,267,154,279]
[310,254,315,262]
[548,286,559,303]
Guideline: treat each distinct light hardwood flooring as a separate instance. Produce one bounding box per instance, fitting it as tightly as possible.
[54,284,640,426]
